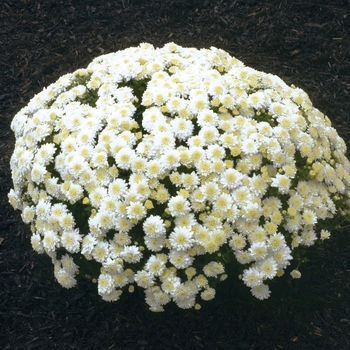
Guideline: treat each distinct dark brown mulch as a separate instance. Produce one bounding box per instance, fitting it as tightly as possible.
[1,0,350,349]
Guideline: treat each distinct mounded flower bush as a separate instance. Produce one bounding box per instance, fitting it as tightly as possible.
[9,43,350,311]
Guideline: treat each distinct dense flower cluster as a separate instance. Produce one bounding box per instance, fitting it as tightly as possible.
[9,43,350,311]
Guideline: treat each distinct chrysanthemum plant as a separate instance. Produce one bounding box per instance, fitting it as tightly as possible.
[9,43,350,311]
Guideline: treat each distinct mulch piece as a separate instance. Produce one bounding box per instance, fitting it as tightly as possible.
[1,1,349,349]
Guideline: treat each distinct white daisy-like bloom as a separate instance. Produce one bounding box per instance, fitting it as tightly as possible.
[55,268,77,289]
[203,261,225,277]
[144,236,166,252]
[30,162,47,184]
[143,215,166,238]
[60,254,79,274]
[169,249,194,269]
[242,267,264,288]
[258,258,278,279]
[169,226,194,250]
[126,201,146,221]
[43,230,60,253]
[108,178,128,200]
[61,229,82,253]
[114,147,135,170]
[270,173,291,195]
[200,287,216,301]
[220,168,244,189]
[92,241,110,263]
[249,241,268,261]
[251,284,271,300]
[98,273,115,295]
[31,233,44,253]
[35,143,56,165]
[120,245,142,264]
[145,255,166,276]
[134,270,155,289]
[168,195,191,217]
[170,117,194,141]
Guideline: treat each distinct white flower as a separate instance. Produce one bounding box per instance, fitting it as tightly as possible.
[169,250,193,269]
[120,245,142,263]
[126,201,146,221]
[31,233,44,253]
[249,242,268,261]
[145,255,166,276]
[92,241,110,263]
[203,261,224,277]
[258,258,278,279]
[61,229,82,253]
[170,117,194,141]
[169,226,194,250]
[134,270,155,289]
[143,215,166,238]
[201,287,216,301]
[55,268,77,289]
[168,196,191,217]
[98,273,115,295]
[220,168,244,189]
[43,230,60,252]
[251,284,270,300]
[31,162,47,184]
[242,267,264,288]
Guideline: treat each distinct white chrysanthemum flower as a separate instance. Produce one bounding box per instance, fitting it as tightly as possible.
[169,226,194,250]
[144,236,166,252]
[31,162,47,184]
[168,195,191,217]
[31,233,44,253]
[181,172,200,190]
[143,215,166,238]
[55,268,77,289]
[251,284,270,300]
[201,287,216,301]
[35,143,56,165]
[59,211,75,230]
[120,245,142,263]
[43,230,60,252]
[229,233,246,251]
[271,173,291,194]
[249,242,268,261]
[35,199,51,220]
[220,168,244,189]
[114,147,135,170]
[269,233,286,251]
[242,267,264,288]
[60,254,79,274]
[89,187,108,208]
[170,117,194,141]
[258,258,278,279]
[61,229,82,253]
[145,255,166,276]
[169,249,194,269]
[126,201,146,221]
[108,179,128,199]
[203,261,225,277]
[134,270,155,289]
[92,241,110,263]
[98,273,115,295]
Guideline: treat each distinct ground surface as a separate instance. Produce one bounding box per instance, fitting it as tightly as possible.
[1,0,350,349]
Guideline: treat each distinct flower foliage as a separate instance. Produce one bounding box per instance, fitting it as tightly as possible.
[8,43,350,311]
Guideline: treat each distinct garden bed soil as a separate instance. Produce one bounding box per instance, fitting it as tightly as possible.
[1,1,350,349]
